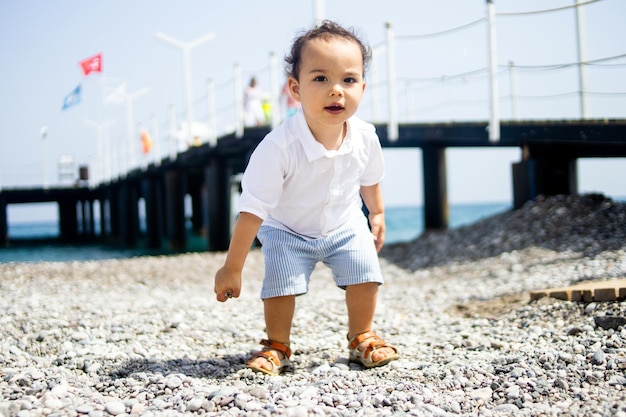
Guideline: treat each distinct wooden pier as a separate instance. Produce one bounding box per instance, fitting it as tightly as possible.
[2,119,626,251]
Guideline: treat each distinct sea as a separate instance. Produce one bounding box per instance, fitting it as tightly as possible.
[0,202,511,263]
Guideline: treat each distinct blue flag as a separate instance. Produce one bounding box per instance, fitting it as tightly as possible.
[62,84,81,110]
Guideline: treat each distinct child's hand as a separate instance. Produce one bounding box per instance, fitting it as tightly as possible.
[214,266,242,302]
[368,212,386,253]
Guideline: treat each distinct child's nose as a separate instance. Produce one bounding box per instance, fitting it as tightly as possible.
[330,83,343,96]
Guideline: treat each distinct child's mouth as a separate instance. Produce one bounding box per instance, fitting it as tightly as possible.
[325,105,344,113]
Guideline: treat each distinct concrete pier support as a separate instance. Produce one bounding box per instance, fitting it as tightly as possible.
[165,170,187,251]
[0,197,7,246]
[119,183,140,246]
[81,199,94,238]
[108,188,121,241]
[512,158,578,209]
[99,198,107,237]
[100,197,111,238]
[59,199,79,241]
[143,176,164,249]
[422,146,449,230]
[205,159,232,251]
[188,179,205,235]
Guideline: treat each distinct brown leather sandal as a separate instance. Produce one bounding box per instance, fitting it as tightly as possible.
[246,339,292,376]
[348,330,399,368]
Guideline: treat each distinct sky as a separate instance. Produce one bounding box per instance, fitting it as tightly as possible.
[1,0,625,222]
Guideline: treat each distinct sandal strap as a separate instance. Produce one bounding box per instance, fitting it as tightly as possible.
[348,330,379,350]
[260,339,291,359]
[250,350,282,368]
[348,331,393,359]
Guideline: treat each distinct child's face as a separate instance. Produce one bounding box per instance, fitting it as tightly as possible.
[288,37,366,136]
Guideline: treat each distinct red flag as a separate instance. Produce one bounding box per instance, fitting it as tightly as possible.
[79,53,102,76]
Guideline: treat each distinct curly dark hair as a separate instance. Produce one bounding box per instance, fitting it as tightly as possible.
[285,20,372,80]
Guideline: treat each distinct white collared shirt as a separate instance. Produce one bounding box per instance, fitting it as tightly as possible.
[239,110,385,239]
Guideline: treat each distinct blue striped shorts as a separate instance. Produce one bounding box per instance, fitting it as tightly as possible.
[256,218,384,299]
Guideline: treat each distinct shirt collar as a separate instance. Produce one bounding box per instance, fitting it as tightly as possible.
[292,110,364,161]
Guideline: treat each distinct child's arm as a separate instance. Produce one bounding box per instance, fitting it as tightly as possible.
[214,211,263,302]
[360,183,385,252]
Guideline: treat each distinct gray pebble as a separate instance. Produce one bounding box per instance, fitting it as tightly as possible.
[592,349,605,365]
[186,398,203,412]
[104,401,126,415]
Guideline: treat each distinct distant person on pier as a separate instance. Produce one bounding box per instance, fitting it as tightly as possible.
[244,77,265,127]
[280,79,300,118]
[261,94,273,124]
[214,20,399,375]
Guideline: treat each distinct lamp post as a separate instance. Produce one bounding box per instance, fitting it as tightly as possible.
[126,88,149,172]
[154,31,215,145]
[84,119,114,184]
[105,82,149,174]
[113,88,149,173]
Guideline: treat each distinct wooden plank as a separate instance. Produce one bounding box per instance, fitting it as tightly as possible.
[529,279,626,302]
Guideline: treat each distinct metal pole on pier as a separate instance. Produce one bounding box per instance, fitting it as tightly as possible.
[486,0,500,143]
[508,61,519,121]
[84,119,113,185]
[234,63,244,138]
[386,22,398,141]
[122,88,149,172]
[269,52,281,129]
[370,45,382,122]
[313,0,324,26]
[41,126,49,189]
[150,114,160,166]
[574,0,588,119]
[207,79,217,146]
[168,104,177,160]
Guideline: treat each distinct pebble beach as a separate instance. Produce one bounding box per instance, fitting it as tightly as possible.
[1,194,625,416]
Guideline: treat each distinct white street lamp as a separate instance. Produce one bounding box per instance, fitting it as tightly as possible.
[154,31,215,145]
[84,119,114,183]
[123,88,149,171]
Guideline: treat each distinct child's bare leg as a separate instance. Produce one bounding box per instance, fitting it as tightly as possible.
[247,295,295,371]
[345,282,395,362]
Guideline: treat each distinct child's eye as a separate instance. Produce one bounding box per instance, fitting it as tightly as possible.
[313,76,327,82]
[344,77,357,84]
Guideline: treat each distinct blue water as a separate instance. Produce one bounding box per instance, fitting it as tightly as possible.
[1,203,511,263]
[385,202,511,244]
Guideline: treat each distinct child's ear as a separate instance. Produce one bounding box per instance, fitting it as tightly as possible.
[288,77,301,101]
